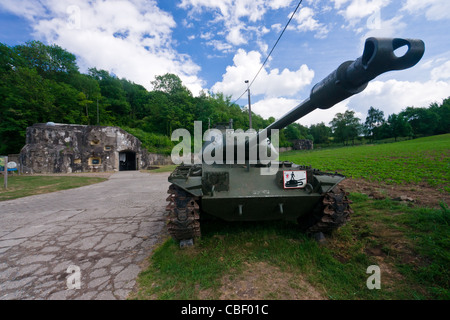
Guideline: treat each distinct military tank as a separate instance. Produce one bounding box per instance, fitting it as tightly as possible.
[166,37,425,245]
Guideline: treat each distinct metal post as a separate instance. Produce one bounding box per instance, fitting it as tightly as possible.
[97,98,99,125]
[245,80,252,129]
[3,156,7,189]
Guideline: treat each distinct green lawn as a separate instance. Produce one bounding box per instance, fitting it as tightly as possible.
[281,134,450,192]
[0,175,107,201]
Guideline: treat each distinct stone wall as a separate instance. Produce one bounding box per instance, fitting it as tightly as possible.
[292,139,314,150]
[19,123,160,174]
[147,153,173,166]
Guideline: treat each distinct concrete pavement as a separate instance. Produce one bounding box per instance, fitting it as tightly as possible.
[0,171,170,300]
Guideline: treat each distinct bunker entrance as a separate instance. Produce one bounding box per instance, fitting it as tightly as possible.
[119,151,136,171]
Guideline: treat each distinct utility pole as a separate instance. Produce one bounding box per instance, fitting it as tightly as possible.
[245,80,252,129]
[97,98,99,125]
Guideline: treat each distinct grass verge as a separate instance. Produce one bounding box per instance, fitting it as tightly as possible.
[0,175,107,201]
[143,165,178,174]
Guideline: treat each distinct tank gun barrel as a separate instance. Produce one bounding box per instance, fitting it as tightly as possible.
[261,37,424,138]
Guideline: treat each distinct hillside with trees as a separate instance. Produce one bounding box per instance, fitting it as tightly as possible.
[1,41,449,155]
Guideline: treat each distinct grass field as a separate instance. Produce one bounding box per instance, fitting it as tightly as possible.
[0,175,107,201]
[132,134,450,300]
[281,134,450,192]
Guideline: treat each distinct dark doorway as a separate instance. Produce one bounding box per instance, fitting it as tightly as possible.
[119,151,136,171]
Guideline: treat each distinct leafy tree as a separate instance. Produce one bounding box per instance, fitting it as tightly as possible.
[364,106,385,141]
[330,110,362,145]
[0,43,25,73]
[309,122,331,144]
[400,106,438,137]
[151,73,191,96]
[0,67,55,154]
[13,40,78,81]
[387,113,412,141]
[88,68,131,123]
[430,98,450,134]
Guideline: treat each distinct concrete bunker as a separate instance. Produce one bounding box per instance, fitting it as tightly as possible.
[19,123,152,173]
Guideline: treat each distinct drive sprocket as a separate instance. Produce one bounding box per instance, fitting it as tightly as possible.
[299,186,352,234]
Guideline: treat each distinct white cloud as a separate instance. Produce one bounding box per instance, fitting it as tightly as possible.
[291,7,329,38]
[206,39,233,52]
[268,0,293,10]
[302,102,364,127]
[226,24,246,45]
[253,68,450,127]
[332,0,351,9]
[402,0,450,21]
[431,60,450,81]
[348,79,450,119]
[211,49,314,99]
[251,98,360,127]
[333,0,391,26]
[252,97,300,121]
[0,0,205,95]
[360,14,406,39]
[0,0,47,21]
[179,0,293,49]
[271,23,283,32]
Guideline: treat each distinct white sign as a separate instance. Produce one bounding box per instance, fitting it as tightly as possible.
[283,170,307,189]
[7,162,17,169]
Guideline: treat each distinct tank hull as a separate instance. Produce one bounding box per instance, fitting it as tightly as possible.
[168,162,345,222]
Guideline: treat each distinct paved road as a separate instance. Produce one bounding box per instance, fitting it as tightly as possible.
[0,171,170,300]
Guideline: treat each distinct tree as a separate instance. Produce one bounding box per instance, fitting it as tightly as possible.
[88,68,131,123]
[430,98,450,134]
[309,122,332,144]
[400,106,438,137]
[330,110,362,145]
[0,67,55,153]
[364,106,384,141]
[387,113,412,141]
[13,40,78,81]
[284,123,310,141]
[151,73,191,96]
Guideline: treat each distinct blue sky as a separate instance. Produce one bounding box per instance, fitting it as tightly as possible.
[1,0,449,126]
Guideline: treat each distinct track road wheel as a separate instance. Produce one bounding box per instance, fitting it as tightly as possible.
[166,184,201,243]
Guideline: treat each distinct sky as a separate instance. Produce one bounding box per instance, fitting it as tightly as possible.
[1,0,449,127]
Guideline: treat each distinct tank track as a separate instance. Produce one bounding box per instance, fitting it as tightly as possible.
[302,186,353,234]
[166,184,351,242]
[166,184,201,242]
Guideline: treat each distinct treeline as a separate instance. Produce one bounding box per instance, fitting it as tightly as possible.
[230,99,450,148]
[316,101,450,146]
[1,41,449,155]
[0,41,272,155]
